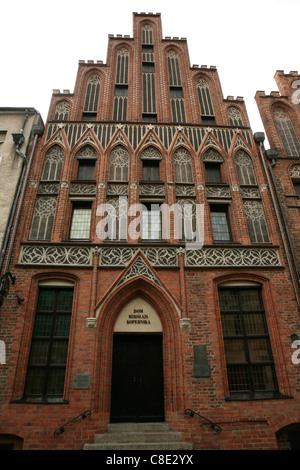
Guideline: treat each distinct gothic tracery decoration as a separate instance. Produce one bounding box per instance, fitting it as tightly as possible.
[42,145,64,181]
[108,146,129,181]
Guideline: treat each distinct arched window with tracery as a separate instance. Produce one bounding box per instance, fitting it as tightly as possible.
[273,107,300,156]
[167,51,186,123]
[41,145,63,182]
[108,146,129,182]
[289,165,300,197]
[54,101,70,121]
[228,107,244,126]
[235,150,256,185]
[113,49,130,121]
[174,147,193,183]
[82,74,101,120]
[196,79,215,124]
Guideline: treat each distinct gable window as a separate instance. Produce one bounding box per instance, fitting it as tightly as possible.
[69,202,92,240]
[210,204,231,242]
[24,287,74,402]
[196,79,215,124]
[54,101,70,121]
[273,107,300,156]
[218,287,278,399]
[82,74,100,121]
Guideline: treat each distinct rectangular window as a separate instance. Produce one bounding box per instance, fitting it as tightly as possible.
[115,85,128,96]
[205,163,222,183]
[24,287,74,401]
[142,160,160,181]
[293,181,300,197]
[82,112,97,121]
[77,160,95,180]
[69,202,92,240]
[219,287,278,398]
[0,131,7,144]
[142,203,162,240]
[142,63,155,73]
[142,114,157,123]
[170,87,184,98]
[210,205,231,241]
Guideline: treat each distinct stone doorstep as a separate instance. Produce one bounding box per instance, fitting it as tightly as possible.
[83,422,193,451]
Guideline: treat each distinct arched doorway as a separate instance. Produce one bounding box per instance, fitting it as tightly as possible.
[110,297,164,423]
[276,423,300,450]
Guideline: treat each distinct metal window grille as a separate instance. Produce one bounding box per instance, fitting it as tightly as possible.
[219,288,278,395]
[24,288,74,399]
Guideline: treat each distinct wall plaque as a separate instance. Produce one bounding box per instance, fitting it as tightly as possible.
[73,374,91,389]
[194,345,210,377]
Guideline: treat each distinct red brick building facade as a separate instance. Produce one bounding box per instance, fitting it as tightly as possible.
[1,13,300,450]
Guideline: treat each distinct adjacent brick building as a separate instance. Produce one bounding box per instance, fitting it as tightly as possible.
[0,13,300,450]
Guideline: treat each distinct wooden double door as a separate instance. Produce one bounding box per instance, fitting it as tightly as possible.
[110,334,164,422]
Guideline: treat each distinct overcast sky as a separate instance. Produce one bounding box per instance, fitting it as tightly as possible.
[1,0,298,148]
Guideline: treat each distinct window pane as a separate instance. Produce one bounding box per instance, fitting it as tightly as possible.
[54,315,71,336]
[143,160,159,180]
[24,288,74,399]
[57,290,74,311]
[252,365,277,390]
[205,164,222,183]
[142,205,161,240]
[248,339,272,362]
[219,290,239,311]
[25,369,46,395]
[244,313,267,335]
[29,341,49,365]
[219,288,278,396]
[77,160,95,180]
[294,182,300,197]
[50,341,69,365]
[224,339,246,363]
[115,86,128,96]
[221,314,242,336]
[47,369,66,395]
[70,206,91,239]
[37,289,56,311]
[33,315,53,337]
[211,209,231,241]
[240,289,262,310]
[227,365,251,391]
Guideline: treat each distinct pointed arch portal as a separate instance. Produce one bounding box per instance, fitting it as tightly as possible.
[110,297,164,422]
